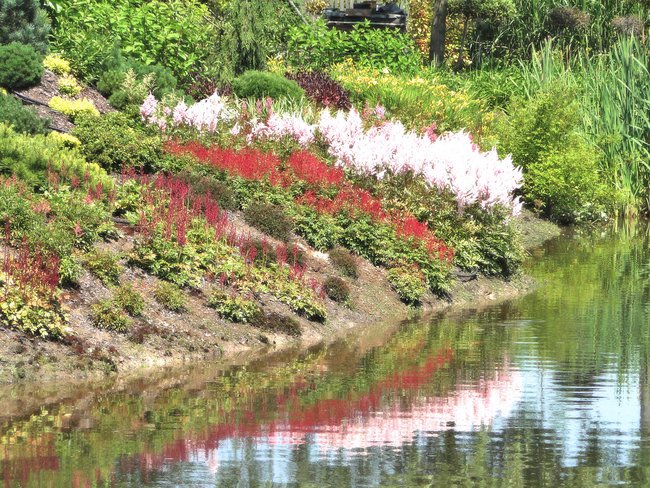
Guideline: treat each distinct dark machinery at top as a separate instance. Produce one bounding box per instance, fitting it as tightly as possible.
[323,2,407,32]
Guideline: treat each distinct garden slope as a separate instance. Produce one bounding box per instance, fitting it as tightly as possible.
[0,211,557,386]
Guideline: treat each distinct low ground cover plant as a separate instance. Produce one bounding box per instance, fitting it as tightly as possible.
[91,299,131,332]
[113,283,145,316]
[48,96,99,121]
[208,289,260,323]
[84,250,121,286]
[154,282,186,312]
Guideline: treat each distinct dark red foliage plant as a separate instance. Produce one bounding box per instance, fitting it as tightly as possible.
[285,71,352,110]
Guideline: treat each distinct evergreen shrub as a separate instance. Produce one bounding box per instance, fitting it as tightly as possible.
[233,71,304,101]
[0,42,43,90]
[0,93,49,135]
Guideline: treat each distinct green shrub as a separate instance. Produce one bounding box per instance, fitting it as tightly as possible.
[51,0,218,84]
[98,54,178,103]
[0,0,50,53]
[496,86,614,223]
[525,141,613,223]
[178,171,238,210]
[233,71,304,101]
[323,276,350,303]
[294,207,342,251]
[0,93,49,135]
[91,299,131,332]
[328,247,358,279]
[59,255,83,288]
[243,202,293,241]
[208,289,260,323]
[0,42,43,90]
[113,283,145,316]
[252,311,301,336]
[73,112,163,172]
[84,250,121,286]
[153,282,186,312]
[287,20,421,75]
[387,264,427,304]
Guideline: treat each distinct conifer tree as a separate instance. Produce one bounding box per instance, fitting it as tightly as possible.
[0,0,50,53]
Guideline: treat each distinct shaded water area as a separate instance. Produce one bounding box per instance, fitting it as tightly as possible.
[3,222,650,487]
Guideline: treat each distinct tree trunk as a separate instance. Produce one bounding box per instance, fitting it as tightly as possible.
[429,0,449,66]
[454,14,470,71]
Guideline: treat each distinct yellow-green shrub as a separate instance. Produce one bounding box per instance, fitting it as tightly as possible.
[49,96,99,121]
[58,75,82,96]
[44,54,71,75]
[0,123,112,189]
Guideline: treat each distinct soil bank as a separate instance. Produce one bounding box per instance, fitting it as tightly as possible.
[0,211,560,398]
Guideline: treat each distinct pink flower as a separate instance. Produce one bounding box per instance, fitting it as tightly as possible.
[140,94,158,122]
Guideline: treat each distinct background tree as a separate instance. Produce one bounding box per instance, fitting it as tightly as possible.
[0,0,50,53]
[448,0,515,69]
[429,0,448,65]
[220,0,298,79]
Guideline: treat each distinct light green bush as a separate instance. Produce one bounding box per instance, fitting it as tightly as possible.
[233,71,304,101]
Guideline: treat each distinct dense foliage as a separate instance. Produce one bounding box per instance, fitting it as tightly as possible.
[51,0,218,84]
[286,21,421,75]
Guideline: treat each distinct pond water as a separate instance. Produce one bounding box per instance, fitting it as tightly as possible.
[2,222,650,487]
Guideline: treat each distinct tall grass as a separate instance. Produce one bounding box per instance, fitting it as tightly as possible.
[518,38,650,213]
[476,0,647,63]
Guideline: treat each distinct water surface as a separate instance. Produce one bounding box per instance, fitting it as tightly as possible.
[2,223,650,487]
